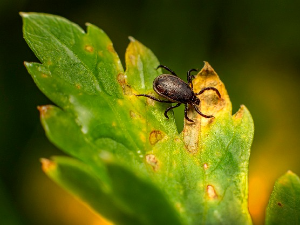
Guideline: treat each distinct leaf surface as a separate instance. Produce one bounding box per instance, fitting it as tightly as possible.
[42,156,182,225]
[41,156,139,225]
[266,171,300,225]
[22,12,254,225]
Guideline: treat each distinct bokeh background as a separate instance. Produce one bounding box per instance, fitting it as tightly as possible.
[1,0,300,224]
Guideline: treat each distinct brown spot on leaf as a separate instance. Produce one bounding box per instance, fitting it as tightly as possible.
[117,73,126,84]
[149,130,164,145]
[76,84,81,89]
[207,117,215,125]
[85,45,94,52]
[207,185,218,199]
[117,73,132,95]
[277,202,283,207]
[107,43,115,53]
[146,154,159,171]
[203,163,208,170]
[146,97,155,106]
[174,137,181,143]
[130,110,140,119]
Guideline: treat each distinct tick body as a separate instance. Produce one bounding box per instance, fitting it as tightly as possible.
[153,75,194,103]
[136,65,221,122]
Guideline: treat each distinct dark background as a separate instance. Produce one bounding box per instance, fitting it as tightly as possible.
[1,0,300,224]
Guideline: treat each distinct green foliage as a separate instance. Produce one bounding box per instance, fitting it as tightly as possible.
[21,12,298,225]
[265,171,300,225]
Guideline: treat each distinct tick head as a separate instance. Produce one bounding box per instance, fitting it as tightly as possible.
[194,96,200,105]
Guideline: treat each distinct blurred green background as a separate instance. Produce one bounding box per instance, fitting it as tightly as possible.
[1,0,300,224]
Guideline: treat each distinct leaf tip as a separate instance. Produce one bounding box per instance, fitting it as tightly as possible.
[233,105,246,119]
[286,170,295,175]
[19,12,28,17]
[23,61,35,69]
[85,22,97,31]
[284,170,299,180]
[128,36,136,42]
[40,158,56,172]
[200,61,217,76]
[37,105,52,117]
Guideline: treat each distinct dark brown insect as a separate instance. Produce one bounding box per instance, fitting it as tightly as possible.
[136,65,221,122]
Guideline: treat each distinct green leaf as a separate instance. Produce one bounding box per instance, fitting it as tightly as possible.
[104,156,183,225]
[21,12,123,98]
[125,36,162,93]
[265,171,300,225]
[22,12,177,159]
[149,64,254,224]
[42,156,182,225]
[22,12,254,225]
[41,156,139,225]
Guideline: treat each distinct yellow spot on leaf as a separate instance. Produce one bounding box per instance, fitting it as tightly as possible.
[145,154,159,171]
[130,110,139,119]
[107,43,115,53]
[117,99,124,106]
[129,55,136,66]
[203,163,208,170]
[117,73,132,95]
[42,74,48,78]
[85,45,94,52]
[149,130,164,145]
[175,202,184,213]
[146,97,155,106]
[140,133,146,142]
[183,62,229,136]
[174,137,181,143]
[207,185,218,199]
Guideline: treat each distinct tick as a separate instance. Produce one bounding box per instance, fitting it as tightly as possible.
[136,65,221,122]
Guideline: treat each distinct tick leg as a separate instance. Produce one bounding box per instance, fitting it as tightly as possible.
[184,104,194,122]
[193,104,214,118]
[164,103,181,119]
[195,87,221,98]
[156,65,177,76]
[135,94,173,103]
[187,69,197,91]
